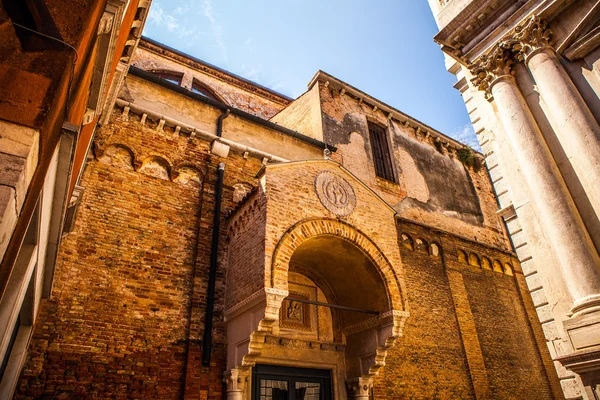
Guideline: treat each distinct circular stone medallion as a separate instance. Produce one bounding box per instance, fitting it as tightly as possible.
[314,171,356,216]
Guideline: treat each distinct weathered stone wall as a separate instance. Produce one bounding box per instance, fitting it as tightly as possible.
[13,41,560,400]
[318,82,507,249]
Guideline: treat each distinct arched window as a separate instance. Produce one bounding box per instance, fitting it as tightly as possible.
[415,238,428,253]
[492,260,503,273]
[191,80,226,104]
[401,234,414,251]
[151,70,183,85]
[457,249,467,263]
[430,243,440,257]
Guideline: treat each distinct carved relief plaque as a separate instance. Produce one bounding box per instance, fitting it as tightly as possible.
[280,292,311,331]
[314,171,356,216]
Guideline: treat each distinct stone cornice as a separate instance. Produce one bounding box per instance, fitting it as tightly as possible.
[307,70,480,153]
[469,15,552,100]
[435,0,574,63]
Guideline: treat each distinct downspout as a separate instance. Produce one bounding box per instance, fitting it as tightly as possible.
[202,161,225,366]
[216,109,230,137]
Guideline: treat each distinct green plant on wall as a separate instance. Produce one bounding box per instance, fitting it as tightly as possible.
[457,147,481,172]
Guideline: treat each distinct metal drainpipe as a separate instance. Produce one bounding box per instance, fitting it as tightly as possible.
[202,161,225,366]
[216,109,230,137]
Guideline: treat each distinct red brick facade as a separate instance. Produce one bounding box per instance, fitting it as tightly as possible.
[14,42,562,399]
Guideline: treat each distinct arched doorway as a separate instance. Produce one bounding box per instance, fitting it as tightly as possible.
[225,219,408,400]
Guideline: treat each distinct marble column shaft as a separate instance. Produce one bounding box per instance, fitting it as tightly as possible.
[489,74,600,314]
[526,47,600,219]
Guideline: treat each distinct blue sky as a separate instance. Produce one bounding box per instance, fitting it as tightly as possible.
[144,0,479,149]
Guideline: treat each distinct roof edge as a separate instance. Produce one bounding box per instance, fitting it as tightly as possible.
[128,66,336,152]
[139,36,294,104]
[308,70,483,155]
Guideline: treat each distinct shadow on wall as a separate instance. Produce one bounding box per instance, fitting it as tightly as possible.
[393,128,483,225]
[322,111,483,225]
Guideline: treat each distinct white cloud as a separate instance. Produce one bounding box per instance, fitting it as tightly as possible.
[147,2,178,32]
[148,4,164,26]
[270,80,286,92]
[165,14,179,32]
[174,2,192,15]
[450,123,481,151]
[202,0,227,61]
[239,64,262,81]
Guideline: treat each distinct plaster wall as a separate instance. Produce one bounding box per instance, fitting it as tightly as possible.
[270,85,324,142]
[317,82,507,249]
[120,76,322,161]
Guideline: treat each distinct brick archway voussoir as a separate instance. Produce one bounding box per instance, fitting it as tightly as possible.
[270,218,405,312]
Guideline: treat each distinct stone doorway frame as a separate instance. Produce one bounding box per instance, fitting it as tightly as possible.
[225,219,409,400]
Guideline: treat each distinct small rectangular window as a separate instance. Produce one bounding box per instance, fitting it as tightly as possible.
[367,121,396,182]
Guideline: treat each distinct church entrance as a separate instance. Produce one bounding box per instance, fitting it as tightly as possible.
[252,365,332,400]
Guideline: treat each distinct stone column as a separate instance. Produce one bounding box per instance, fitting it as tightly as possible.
[517,17,600,219]
[224,368,249,400]
[471,46,600,316]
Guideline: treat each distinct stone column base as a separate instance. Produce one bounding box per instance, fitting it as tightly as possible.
[564,310,600,354]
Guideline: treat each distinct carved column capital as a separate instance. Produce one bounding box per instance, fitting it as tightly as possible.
[469,15,552,100]
[264,287,289,321]
[224,368,250,400]
[511,15,552,61]
[469,45,514,100]
[508,15,552,62]
[347,376,373,399]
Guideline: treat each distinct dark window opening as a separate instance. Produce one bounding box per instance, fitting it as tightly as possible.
[191,80,224,103]
[2,0,63,51]
[0,315,20,382]
[151,71,183,86]
[134,6,145,21]
[252,364,332,400]
[368,121,396,182]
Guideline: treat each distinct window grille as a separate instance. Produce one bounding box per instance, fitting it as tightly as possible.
[368,122,396,182]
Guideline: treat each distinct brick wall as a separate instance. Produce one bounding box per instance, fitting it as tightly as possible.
[225,192,267,311]
[375,223,474,399]
[13,65,561,400]
[372,219,558,399]
[15,110,263,399]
